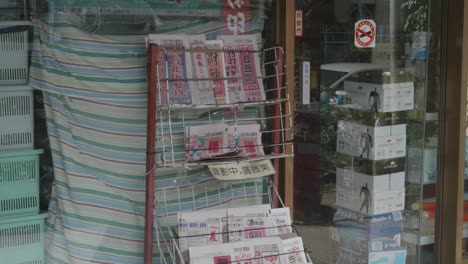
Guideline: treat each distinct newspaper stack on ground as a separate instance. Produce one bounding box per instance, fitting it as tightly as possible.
[188,235,309,264]
[178,209,228,262]
[219,35,265,103]
[186,124,264,162]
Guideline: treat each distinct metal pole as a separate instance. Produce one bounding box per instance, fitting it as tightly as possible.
[144,44,158,264]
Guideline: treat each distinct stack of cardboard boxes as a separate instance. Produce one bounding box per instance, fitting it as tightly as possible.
[334,71,415,264]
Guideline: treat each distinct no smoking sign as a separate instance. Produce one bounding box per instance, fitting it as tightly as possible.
[355,20,376,48]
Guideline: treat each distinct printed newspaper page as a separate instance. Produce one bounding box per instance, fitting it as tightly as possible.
[186,124,228,162]
[252,237,282,264]
[233,124,265,158]
[206,40,229,104]
[189,239,255,264]
[227,204,272,243]
[177,209,227,262]
[279,234,308,264]
[219,34,265,103]
[268,208,293,236]
[189,35,216,105]
[148,34,193,105]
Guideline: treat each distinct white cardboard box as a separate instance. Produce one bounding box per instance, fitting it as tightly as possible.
[336,168,405,215]
[339,248,407,264]
[337,121,406,160]
[344,80,414,113]
[407,147,438,184]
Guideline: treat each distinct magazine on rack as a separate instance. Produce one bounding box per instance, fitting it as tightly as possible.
[190,36,217,105]
[206,40,229,104]
[188,237,283,264]
[219,34,265,103]
[227,204,272,243]
[177,209,228,262]
[148,34,193,105]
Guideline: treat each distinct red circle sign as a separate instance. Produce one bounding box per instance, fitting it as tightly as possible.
[355,20,376,47]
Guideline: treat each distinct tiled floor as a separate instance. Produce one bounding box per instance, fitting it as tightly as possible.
[295,224,340,264]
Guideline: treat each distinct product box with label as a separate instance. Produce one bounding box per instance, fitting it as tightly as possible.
[338,247,407,264]
[336,105,407,127]
[337,121,407,161]
[336,168,405,215]
[343,72,414,113]
[333,207,404,253]
[336,153,406,176]
[407,147,438,184]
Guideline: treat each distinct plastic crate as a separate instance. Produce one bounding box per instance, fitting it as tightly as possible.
[0,21,30,85]
[0,85,34,151]
[0,149,43,218]
[0,213,48,264]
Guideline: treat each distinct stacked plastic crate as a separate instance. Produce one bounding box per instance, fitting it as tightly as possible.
[0,1,47,263]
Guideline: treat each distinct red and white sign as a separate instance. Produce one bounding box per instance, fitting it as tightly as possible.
[354,20,376,48]
[223,0,250,35]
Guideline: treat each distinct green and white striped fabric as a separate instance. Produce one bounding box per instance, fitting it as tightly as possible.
[30,11,269,264]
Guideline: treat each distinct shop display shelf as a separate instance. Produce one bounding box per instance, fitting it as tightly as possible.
[0,212,48,264]
[0,85,34,151]
[0,149,43,218]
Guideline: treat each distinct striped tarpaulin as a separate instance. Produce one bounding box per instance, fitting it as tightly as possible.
[30,15,268,264]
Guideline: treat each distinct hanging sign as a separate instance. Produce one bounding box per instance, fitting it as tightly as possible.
[295,10,303,37]
[223,0,250,35]
[354,20,376,48]
[208,159,275,180]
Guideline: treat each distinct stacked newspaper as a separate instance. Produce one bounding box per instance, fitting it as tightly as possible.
[188,235,309,264]
[148,34,265,105]
[186,123,264,162]
[177,205,297,262]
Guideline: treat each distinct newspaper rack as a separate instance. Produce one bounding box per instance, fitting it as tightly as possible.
[153,177,313,264]
[144,41,296,264]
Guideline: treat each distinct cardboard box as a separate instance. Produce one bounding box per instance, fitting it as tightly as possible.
[337,121,406,160]
[344,80,414,113]
[336,105,408,127]
[407,147,437,184]
[338,248,407,264]
[336,153,406,176]
[336,168,405,215]
[336,187,405,215]
[336,168,405,194]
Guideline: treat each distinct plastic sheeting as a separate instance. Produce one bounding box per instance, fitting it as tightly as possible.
[30,1,273,263]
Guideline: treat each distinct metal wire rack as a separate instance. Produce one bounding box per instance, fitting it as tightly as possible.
[144,42,296,264]
[151,46,293,168]
[152,177,313,264]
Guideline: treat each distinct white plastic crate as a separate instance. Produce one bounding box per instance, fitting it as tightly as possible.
[0,21,31,85]
[0,213,47,264]
[0,85,34,151]
[0,149,43,218]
